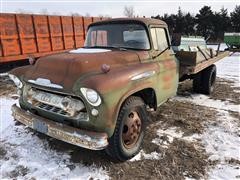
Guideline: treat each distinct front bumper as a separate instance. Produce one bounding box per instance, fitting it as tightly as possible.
[11,104,108,150]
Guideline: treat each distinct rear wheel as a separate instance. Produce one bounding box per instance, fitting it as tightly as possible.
[106,96,147,161]
[193,65,217,95]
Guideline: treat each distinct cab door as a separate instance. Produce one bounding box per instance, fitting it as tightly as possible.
[150,26,179,105]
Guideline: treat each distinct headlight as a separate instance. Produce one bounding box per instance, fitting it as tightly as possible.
[80,88,101,106]
[86,89,99,103]
[9,74,23,88]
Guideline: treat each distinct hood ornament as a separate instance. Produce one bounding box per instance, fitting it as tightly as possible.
[101,64,111,73]
[28,78,63,89]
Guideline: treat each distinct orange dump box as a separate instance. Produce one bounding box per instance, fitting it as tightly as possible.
[0,13,104,64]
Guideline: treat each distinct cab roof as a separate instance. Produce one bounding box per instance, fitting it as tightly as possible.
[90,17,167,27]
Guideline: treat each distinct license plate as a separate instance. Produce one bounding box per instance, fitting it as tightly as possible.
[33,119,48,134]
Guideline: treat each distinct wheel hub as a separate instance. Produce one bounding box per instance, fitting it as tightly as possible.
[122,111,142,148]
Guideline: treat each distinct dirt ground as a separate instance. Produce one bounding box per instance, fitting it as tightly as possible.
[0,75,239,180]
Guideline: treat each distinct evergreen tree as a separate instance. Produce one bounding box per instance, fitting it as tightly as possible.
[212,7,231,41]
[154,13,176,34]
[175,7,184,33]
[195,6,215,39]
[152,5,238,41]
[230,5,240,32]
[183,13,195,35]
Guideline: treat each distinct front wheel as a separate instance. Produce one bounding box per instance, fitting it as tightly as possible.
[106,96,147,161]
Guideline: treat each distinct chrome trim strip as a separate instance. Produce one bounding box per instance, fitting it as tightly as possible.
[28,78,63,89]
[131,71,156,81]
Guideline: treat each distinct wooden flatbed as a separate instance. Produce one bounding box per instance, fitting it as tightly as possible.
[179,51,229,79]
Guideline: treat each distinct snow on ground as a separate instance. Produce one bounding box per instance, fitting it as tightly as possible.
[175,94,239,113]
[0,98,17,134]
[215,54,240,87]
[149,52,240,179]
[152,127,200,148]
[129,150,162,162]
[0,73,9,77]
[203,110,240,180]
[208,44,240,86]
[176,54,240,179]
[0,98,109,180]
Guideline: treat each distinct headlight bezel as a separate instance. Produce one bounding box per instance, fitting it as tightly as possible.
[80,88,101,106]
[8,74,23,89]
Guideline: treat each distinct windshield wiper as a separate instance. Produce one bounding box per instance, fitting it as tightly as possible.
[107,46,127,51]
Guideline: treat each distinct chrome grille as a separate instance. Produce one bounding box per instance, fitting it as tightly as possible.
[24,85,88,120]
[36,102,68,116]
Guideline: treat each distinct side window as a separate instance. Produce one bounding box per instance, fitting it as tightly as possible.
[150,28,158,50]
[151,28,169,51]
[156,28,169,51]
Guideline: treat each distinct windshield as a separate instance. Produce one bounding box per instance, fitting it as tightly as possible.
[84,23,150,50]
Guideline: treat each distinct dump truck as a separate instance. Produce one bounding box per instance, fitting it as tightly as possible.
[9,18,229,161]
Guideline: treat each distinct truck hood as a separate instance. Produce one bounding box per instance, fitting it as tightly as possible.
[23,48,140,92]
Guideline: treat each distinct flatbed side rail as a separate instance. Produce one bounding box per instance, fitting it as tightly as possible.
[180,51,229,76]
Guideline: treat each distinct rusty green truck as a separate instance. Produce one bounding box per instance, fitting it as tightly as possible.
[9,18,228,161]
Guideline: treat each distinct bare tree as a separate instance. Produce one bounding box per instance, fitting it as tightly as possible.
[85,13,91,17]
[123,6,135,17]
[15,8,32,14]
[39,9,48,15]
[70,12,82,16]
[98,14,111,18]
[52,12,61,15]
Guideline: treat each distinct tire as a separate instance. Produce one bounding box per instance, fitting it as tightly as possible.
[106,96,147,161]
[192,72,202,93]
[193,65,217,95]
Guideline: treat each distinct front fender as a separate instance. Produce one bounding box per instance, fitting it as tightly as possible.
[73,62,159,137]
[9,65,32,80]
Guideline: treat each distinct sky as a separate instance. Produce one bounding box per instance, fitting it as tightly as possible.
[0,0,239,17]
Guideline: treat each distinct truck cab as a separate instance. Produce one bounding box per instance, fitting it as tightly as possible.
[10,18,179,161]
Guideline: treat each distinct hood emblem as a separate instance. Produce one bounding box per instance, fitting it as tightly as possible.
[28,78,63,89]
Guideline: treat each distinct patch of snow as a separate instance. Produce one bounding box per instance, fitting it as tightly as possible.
[208,164,240,180]
[152,127,184,148]
[0,98,18,134]
[202,110,240,179]
[207,44,239,87]
[152,127,200,148]
[174,95,240,113]
[130,151,141,162]
[203,110,240,162]
[129,151,142,161]
[0,73,9,77]
[207,43,228,51]
[69,48,111,54]
[0,98,109,179]
[129,150,162,162]
[215,54,240,87]
[143,151,162,160]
